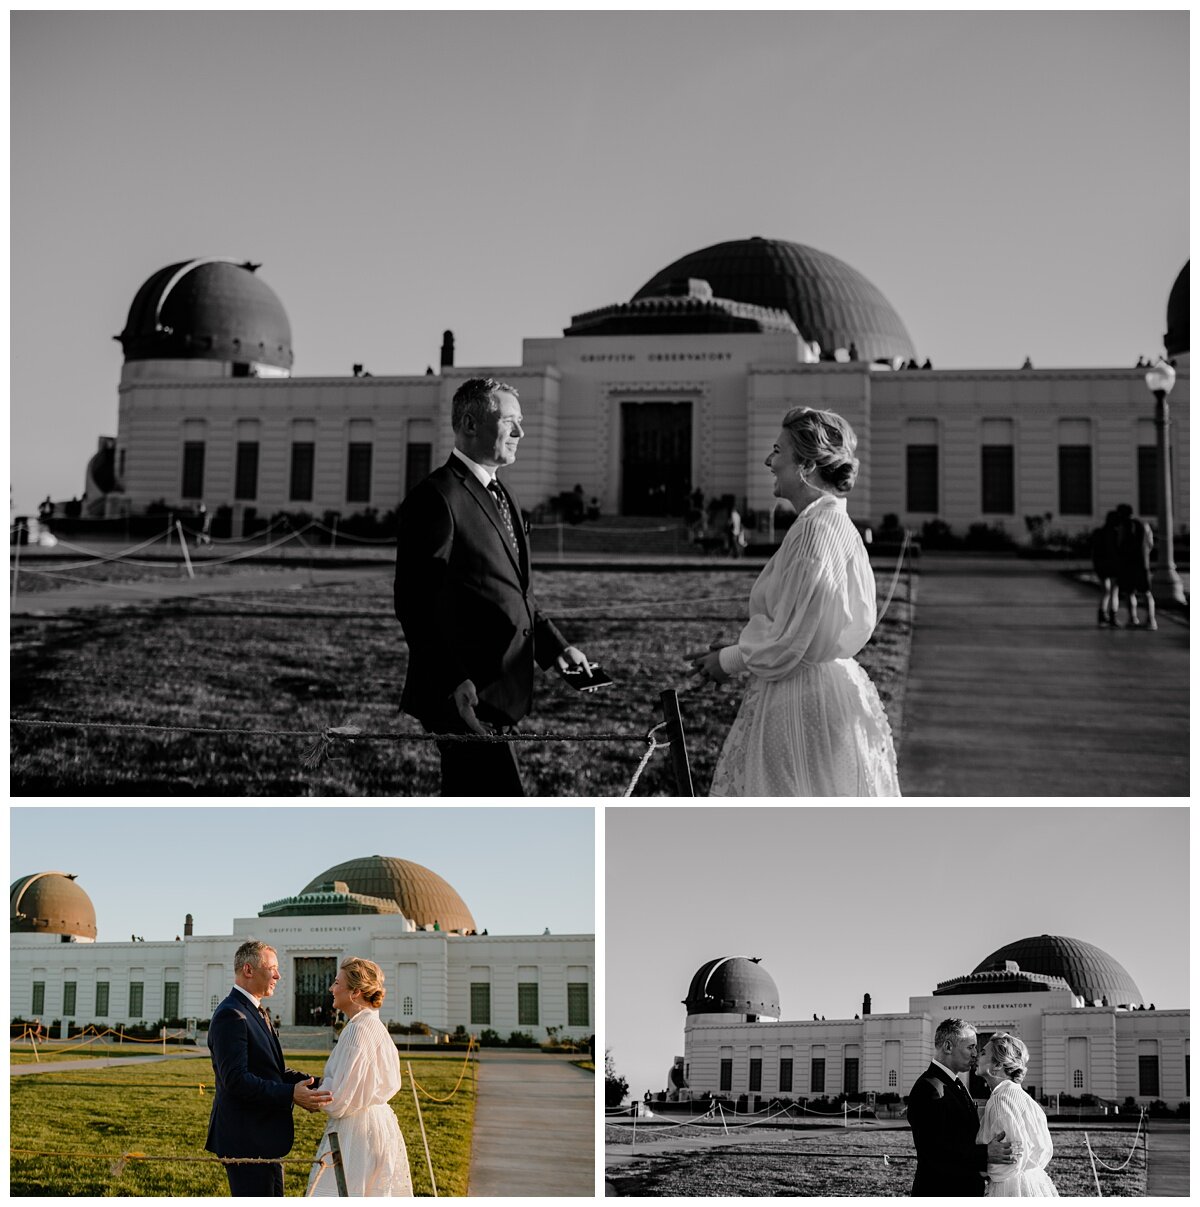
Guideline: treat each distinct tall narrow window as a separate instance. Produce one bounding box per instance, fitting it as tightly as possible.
[402,996,414,1017]
[470,983,491,1026]
[811,1057,826,1093]
[32,982,45,1014]
[290,420,316,503]
[182,442,205,499]
[518,983,539,1026]
[567,982,590,1027]
[906,419,939,513]
[779,1057,793,1092]
[1139,1041,1160,1096]
[63,982,77,1015]
[749,1057,763,1092]
[95,982,110,1015]
[347,419,373,503]
[1058,420,1092,515]
[163,981,180,1019]
[1137,419,1165,517]
[129,982,144,1017]
[234,420,260,501]
[406,419,433,496]
[844,1046,860,1095]
[981,419,1015,514]
[719,1059,733,1092]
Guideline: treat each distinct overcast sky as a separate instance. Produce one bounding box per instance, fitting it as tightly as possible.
[605,806,1189,1101]
[10,9,1189,514]
[10,805,595,941]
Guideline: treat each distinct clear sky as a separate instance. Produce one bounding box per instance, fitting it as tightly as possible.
[10,805,595,941]
[10,9,1189,514]
[605,805,1189,1101]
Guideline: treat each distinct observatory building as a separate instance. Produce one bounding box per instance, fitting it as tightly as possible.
[665,941,1188,1110]
[10,856,593,1040]
[76,241,1188,544]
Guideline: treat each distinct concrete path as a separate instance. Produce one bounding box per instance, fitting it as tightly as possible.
[468,1051,594,1197]
[11,1048,209,1075]
[1145,1123,1190,1195]
[898,555,1189,796]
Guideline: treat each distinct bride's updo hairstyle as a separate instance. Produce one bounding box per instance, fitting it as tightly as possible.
[781,407,860,495]
[341,957,386,1009]
[983,1032,1029,1083]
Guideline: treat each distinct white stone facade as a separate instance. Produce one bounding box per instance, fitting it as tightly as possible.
[104,333,1189,541]
[10,913,594,1041]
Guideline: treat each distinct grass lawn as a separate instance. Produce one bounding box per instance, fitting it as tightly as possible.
[604,1123,1147,1196]
[10,563,911,796]
[10,1049,475,1196]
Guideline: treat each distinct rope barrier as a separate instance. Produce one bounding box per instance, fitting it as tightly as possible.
[405,1037,476,1102]
[1083,1108,1146,1173]
[873,528,911,627]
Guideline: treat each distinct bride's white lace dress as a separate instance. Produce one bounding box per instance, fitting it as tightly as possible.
[710,493,900,796]
[306,1009,413,1197]
[977,1079,1059,1197]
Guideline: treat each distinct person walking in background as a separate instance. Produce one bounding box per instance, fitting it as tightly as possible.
[1114,503,1156,629]
[206,941,332,1196]
[394,377,592,795]
[1090,511,1121,626]
[975,1032,1058,1197]
[688,407,899,795]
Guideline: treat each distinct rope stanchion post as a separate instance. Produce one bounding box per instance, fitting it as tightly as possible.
[328,1132,348,1197]
[658,689,694,796]
[407,1060,438,1197]
[175,521,196,578]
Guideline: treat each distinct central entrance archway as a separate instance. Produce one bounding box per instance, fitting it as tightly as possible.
[621,401,692,516]
[293,956,337,1026]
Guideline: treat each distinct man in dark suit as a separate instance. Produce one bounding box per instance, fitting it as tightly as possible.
[395,377,591,795]
[205,940,332,1196]
[908,1017,1014,1196]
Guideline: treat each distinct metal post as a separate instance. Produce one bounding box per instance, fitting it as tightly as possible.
[175,521,195,578]
[328,1131,349,1196]
[1152,389,1188,606]
[658,689,695,796]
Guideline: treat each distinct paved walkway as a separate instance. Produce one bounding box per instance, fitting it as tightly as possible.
[11,1048,208,1075]
[468,1051,594,1197]
[898,555,1189,796]
[1145,1123,1189,1195]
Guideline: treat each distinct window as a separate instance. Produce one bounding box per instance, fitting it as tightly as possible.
[888,1069,898,1087]
[63,982,77,1015]
[95,982,110,1016]
[844,1057,860,1095]
[1058,420,1092,516]
[290,443,315,502]
[981,446,1015,513]
[1139,1053,1160,1097]
[406,443,432,495]
[779,1058,793,1093]
[518,983,539,1026]
[470,983,491,1026]
[235,442,260,500]
[719,1059,733,1092]
[130,982,144,1016]
[811,1058,826,1093]
[567,982,590,1027]
[210,994,219,1012]
[32,982,45,1014]
[347,443,373,503]
[182,442,205,499]
[118,448,126,479]
[403,996,414,1017]
[749,1058,762,1092]
[164,981,180,1019]
[1073,1069,1084,1088]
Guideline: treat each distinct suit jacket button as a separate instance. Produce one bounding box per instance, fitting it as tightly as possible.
[523,628,531,637]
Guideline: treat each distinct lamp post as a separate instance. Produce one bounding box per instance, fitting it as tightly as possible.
[1143,358,1188,607]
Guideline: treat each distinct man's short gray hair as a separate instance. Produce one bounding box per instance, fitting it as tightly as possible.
[233,939,274,973]
[934,1017,973,1049]
[451,377,519,431]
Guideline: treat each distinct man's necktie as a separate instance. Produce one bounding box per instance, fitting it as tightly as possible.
[487,480,520,557]
[257,1005,275,1035]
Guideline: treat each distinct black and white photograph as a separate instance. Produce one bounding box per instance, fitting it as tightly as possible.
[9,10,1188,797]
[10,805,595,1196]
[604,806,1189,1197]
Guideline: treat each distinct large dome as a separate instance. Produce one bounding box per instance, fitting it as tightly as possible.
[117,257,293,370]
[972,935,1143,1008]
[11,872,97,940]
[1165,261,1188,359]
[299,856,475,933]
[632,237,916,363]
[684,956,780,1017]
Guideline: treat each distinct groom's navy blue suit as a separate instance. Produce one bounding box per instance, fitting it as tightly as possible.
[907,1062,988,1196]
[205,989,317,1197]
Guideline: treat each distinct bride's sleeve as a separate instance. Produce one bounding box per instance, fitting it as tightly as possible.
[320,1023,401,1117]
[984,1088,1033,1182]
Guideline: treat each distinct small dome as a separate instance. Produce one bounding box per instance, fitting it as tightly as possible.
[117,258,293,370]
[972,935,1142,1008]
[299,856,476,933]
[632,237,916,363]
[1165,261,1188,358]
[684,956,780,1017]
[11,872,97,939]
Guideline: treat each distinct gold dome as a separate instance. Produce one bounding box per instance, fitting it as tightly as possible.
[11,871,97,939]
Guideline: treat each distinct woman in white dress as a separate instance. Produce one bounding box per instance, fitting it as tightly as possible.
[689,407,900,796]
[976,1032,1059,1197]
[307,958,413,1197]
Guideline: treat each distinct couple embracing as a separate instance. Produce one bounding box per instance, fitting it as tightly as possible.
[395,378,899,797]
[910,1018,1058,1197]
[205,940,411,1196]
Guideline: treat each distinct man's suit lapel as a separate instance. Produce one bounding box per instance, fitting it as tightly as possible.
[448,458,526,582]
